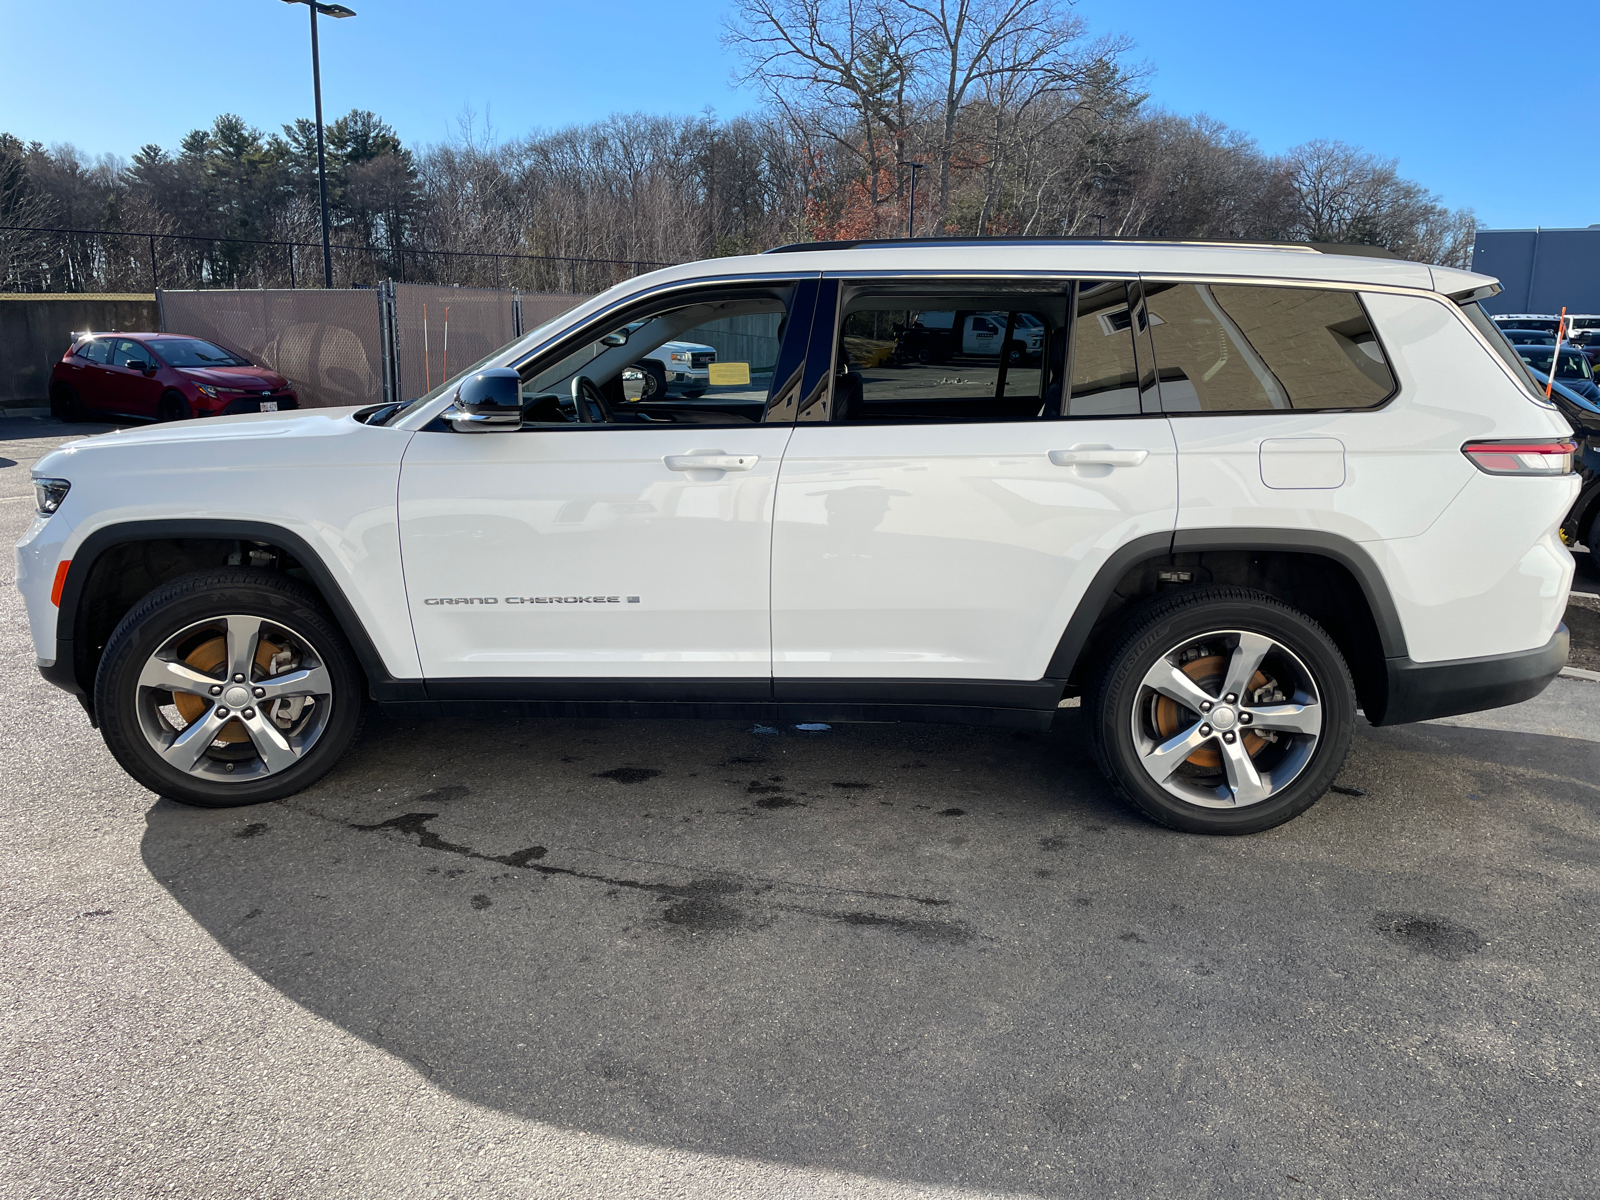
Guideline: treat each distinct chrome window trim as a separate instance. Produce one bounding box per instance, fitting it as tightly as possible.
[393,260,1532,427]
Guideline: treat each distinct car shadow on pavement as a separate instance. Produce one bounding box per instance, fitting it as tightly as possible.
[140,711,1600,1196]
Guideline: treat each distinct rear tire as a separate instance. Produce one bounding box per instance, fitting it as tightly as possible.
[1088,586,1356,835]
[94,570,365,807]
[50,384,82,423]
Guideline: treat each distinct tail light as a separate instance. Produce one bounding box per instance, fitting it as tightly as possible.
[1462,439,1576,475]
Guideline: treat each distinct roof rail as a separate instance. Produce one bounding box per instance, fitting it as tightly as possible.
[762,235,1401,260]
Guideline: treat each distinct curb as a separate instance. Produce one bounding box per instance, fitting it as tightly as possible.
[1560,667,1600,682]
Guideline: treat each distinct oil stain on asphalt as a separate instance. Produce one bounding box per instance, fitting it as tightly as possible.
[346,806,971,944]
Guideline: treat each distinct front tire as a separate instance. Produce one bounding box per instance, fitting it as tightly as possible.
[156,391,189,422]
[94,570,365,807]
[1089,586,1356,834]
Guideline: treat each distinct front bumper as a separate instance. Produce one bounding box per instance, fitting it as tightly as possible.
[201,395,300,417]
[1373,624,1570,725]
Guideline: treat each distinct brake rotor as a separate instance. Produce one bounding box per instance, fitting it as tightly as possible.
[1153,653,1268,770]
[171,634,286,744]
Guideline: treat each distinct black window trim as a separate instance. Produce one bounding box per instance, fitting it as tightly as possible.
[1136,274,1401,417]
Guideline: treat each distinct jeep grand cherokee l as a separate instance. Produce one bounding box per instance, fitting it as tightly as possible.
[17,238,1576,834]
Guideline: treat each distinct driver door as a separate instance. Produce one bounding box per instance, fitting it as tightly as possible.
[397,279,819,690]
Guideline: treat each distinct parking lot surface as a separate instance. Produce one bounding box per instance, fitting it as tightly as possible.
[3,415,1597,1200]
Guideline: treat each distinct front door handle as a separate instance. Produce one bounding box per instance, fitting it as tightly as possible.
[1048,448,1149,467]
[664,453,758,472]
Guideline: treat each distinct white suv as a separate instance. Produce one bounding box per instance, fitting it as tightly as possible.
[17,239,1578,833]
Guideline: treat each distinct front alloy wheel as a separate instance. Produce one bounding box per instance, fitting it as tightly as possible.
[135,613,334,781]
[96,569,364,806]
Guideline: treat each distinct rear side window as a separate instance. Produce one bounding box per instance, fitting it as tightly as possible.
[833,289,1066,423]
[1460,301,1552,402]
[1143,283,1396,413]
[78,338,112,364]
[1067,281,1146,416]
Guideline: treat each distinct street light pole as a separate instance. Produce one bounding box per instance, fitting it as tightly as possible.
[899,161,925,239]
[281,0,356,289]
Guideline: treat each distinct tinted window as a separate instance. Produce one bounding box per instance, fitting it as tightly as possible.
[1461,301,1549,401]
[1067,281,1145,416]
[111,339,148,367]
[79,338,112,364]
[1518,347,1593,381]
[833,291,1064,423]
[1144,284,1395,412]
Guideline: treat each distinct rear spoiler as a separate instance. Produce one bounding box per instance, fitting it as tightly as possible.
[1446,281,1502,305]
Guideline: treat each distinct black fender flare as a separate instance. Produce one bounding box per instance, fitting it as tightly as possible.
[48,518,422,703]
[1043,528,1408,679]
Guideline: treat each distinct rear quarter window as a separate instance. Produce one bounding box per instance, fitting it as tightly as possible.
[1143,283,1396,413]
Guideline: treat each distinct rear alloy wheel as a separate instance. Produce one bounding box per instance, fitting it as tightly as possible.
[1090,586,1356,834]
[95,570,364,807]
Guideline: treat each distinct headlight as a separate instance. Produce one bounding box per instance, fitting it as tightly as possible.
[34,477,70,515]
[195,384,219,398]
[669,352,690,363]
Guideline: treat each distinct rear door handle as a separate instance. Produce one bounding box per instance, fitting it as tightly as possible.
[1048,448,1149,467]
[663,453,758,472]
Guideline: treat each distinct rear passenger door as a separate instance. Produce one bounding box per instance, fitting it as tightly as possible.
[769,278,1179,688]
[69,337,116,411]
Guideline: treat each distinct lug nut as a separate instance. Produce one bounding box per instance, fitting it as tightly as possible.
[1224,693,1238,704]
[1199,700,1213,712]
[209,685,222,696]
[1199,724,1212,736]
[243,708,256,719]
[216,707,229,717]
[253,687,266,698]
[233,674,245,682]
[1239,712,1252,725]
[1223,731,1236,743]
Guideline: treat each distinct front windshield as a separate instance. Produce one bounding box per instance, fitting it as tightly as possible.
[1518,348,1592,381]
[154,338,251,367]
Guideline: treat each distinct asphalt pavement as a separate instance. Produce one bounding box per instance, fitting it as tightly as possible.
[3,415,1597,1200]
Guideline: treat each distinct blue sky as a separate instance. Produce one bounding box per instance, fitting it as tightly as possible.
[0,0,1578,229]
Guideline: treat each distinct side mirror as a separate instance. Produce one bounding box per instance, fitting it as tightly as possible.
[600,329,630,347]
[126,360,151,372]
[448,367,523,432]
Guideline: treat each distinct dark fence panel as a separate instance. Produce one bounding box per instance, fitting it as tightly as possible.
[159,289,386,409]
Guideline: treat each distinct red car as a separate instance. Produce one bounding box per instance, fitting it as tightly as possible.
[50,332,298,422]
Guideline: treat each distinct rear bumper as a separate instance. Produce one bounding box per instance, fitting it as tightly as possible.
[1374,624,1569,726]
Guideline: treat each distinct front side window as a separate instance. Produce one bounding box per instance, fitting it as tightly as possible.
[512,285,801,428]
[1143,283,1395,412]
[832,287,1065,423]
[111,339,148,368]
